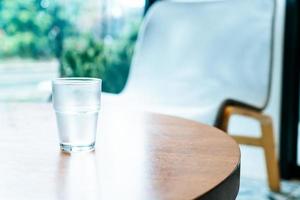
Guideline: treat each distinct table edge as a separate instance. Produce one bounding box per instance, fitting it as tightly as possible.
[194,163,241,200]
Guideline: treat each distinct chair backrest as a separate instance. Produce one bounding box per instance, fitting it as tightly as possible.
[122,0,275,111]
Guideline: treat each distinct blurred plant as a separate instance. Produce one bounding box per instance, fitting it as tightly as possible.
[61,23,139,93]
[60,35,107,78]
[102,22,139,93]
[0,0,72,59]
[0,0,141,93]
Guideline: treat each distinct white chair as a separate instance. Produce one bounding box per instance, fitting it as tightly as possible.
[102,0,280,191]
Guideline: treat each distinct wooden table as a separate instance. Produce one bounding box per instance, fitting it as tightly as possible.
[0,103,240,200]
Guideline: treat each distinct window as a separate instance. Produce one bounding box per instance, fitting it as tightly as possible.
[0,0,145,101]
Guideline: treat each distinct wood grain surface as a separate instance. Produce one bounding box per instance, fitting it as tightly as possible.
[0,103,240,200]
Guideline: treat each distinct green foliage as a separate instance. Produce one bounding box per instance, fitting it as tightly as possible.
[61,24,139,93]
[60,36,106,78]
[0,0,71,58]
[0,0,140,93]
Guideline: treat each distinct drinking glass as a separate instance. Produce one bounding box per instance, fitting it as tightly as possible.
[52,78,101,153]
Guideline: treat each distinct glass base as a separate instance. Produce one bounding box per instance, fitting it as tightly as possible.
[60,143,95,153]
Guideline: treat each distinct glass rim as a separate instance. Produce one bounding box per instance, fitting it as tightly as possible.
[53,77,102,85]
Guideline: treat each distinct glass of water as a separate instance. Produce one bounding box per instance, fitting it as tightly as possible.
[52,78,101,153]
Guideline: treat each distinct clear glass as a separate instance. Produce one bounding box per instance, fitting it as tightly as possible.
[52,78,101,153]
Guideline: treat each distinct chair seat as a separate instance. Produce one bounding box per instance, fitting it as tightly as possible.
[102,92,220,125]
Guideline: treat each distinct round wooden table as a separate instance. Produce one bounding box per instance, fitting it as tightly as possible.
[0,103,240,200]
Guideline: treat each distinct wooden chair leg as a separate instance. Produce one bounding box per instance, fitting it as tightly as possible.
[261,116,280,192]
[219,106,280,192]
